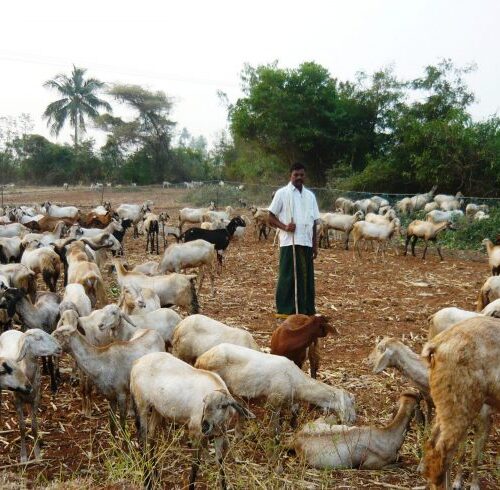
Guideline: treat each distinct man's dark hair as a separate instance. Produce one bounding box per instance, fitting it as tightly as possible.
[290,162,305,173]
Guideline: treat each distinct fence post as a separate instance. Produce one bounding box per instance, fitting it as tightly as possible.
[101,184,104,205]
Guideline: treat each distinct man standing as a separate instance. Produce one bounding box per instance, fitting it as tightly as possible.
[268,162,320,317]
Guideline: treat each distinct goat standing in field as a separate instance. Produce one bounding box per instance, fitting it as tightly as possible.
[270,314,337,379]
[422,317,500,490]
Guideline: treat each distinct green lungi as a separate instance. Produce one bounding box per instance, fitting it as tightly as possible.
[276,245,315,316]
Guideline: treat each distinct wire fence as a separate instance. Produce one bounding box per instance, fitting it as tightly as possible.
[1,181,499,212]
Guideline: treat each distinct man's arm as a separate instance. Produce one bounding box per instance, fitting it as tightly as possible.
[269,212,296,233]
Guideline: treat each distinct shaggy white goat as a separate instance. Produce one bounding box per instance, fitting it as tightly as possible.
[130,352,254,489]
[0,329,61,462]
[195,343,356,433]
[53,322,164,433]
[172,314,259,364]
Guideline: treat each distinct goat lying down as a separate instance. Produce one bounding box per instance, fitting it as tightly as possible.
[293,390,420,469]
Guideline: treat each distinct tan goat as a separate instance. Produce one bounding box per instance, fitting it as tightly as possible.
[404,220,453,260]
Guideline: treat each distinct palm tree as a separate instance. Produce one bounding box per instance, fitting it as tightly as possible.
[43,65,111,147]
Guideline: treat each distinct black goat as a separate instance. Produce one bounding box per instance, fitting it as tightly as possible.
[112,218,132,255]
[181,216,245,266]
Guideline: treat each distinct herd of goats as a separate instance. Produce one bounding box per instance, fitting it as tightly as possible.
[0,186,498,490]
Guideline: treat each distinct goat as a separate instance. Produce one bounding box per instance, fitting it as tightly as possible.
[0,287,61,392]
[172,314,259,364]
[178,204,215,232]
[270,314,337,378]
[0,236,23,263]
[352,219,401,259]
[131,352,254,490]
[334,197,355,214]
[20,241,61,292]
[0,223,29,238]
[422,317,499,490]
[404,220,453,260]
[59,283,92,317]
[53,322,164,434]
[113,259,199,313]
[481,238,500,276]
[181,217,245,268]
[426,210,464,224]
[0,264,36,302]
[22,220,67,248]
[476,275,500,311]
[43,202,80,219]
[195,343,356,434]
[318,212,363,250]
[249,207,272,240]
[24,215,76,233]
[118,284,161,314]
[66,241,106,307]
[143,212,167,255]
[116,202,151,239]
[396,186,437,214]
[0,329,61,462]
[158,239,216,295]
[369,336,492,489]
[293,390,419,469]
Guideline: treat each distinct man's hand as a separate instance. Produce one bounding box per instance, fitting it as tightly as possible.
[313,245,318,260]
[284,223,296,233]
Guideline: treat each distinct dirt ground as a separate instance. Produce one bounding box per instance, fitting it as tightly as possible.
[0,187,498,489]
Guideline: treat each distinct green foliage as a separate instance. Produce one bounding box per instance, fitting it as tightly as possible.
[439,208,500,250]
[228,61,377,183]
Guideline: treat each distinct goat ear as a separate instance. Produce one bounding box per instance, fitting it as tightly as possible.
[16,338,29,362]
[230,401,255,419]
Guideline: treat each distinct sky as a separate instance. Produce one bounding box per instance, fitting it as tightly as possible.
[0,0,498,148]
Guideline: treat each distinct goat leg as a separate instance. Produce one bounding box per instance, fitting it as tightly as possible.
[15,398,28,463]
[189,439,205,490]
[214,435,228,490]
[47,356,58,394]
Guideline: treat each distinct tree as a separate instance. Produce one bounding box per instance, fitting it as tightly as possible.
[43,66,111,147]
[228,61,378,183]
[103,85,175,180]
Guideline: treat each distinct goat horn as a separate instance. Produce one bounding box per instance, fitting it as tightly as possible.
[120,311,139,328]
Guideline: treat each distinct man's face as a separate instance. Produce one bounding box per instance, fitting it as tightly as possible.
[290,168,305,188]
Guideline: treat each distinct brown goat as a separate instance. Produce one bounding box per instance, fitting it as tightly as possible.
[78,211,114,228]
[421,317,500,489]
[270,314,337,378]
[24,215,77,232]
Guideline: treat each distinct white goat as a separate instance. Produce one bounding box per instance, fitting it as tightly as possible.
[426,209,464,224]
[158,239,216,295]
[293,391,419,469]
[319,211,363,250]
[0,223,29,238]
[118,284,161,314]
[53,322,164,433]
[114,259,199,313]
[20,241,61,292]
[195,343,356,433]
[116,202,151,238]
[130,352,254,489]
[178,204,215,231]
[0,329,62,462]
[352,219,400,259]
[0,236,23,263]
[172,314,259,364]
[43,202,79,219]
[59,283,92,317]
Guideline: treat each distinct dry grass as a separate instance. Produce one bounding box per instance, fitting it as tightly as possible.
[0,187,498,489]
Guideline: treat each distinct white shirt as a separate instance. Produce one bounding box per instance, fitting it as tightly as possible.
[268,182,320,247]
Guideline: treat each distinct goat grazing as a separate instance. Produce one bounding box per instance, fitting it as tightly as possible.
[352,219,401,259]
[130,352,254,490]
[270,314,337,378]
[178,204,215,232]
[293,390,419,469]
[422,317,500,490]
[404,220,453,260]
[172,314,259,364]
[195,343,356,434]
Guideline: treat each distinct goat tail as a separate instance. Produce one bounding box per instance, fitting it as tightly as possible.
[41,255,57,290]
[189,277,199,314]
[476,288,489,312]
[94,278,107,307]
